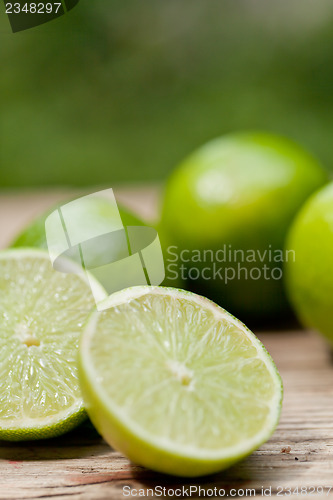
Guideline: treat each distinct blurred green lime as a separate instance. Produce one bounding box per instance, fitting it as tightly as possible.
[285,182,333,343]
[11,197,143,250]
[160,132,328,321]
[11,196,151,294]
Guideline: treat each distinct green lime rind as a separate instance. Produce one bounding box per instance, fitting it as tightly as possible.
[285,181,333,344]
[0,406,86,442]
[11,198,144,250]
[160,131,328,319]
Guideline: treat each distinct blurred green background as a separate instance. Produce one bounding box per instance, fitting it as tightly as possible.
[1,0,333,188]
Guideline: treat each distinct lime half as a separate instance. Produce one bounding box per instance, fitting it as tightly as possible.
[0,249,105,440]
[79,286,283,477]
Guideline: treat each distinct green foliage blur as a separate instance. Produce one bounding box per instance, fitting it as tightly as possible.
[1,0,333,187]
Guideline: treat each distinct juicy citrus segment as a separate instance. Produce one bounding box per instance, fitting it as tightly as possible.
[79,286,282,476]
[0,249,105,440]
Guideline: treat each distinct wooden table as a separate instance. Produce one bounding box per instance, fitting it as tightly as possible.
[1,189,333,499]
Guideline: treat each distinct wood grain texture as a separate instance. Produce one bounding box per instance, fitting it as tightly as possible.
[0,190,333,499]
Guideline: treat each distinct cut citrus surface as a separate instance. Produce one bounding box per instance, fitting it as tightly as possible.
[0,249,106,441]
[79,286,283,477]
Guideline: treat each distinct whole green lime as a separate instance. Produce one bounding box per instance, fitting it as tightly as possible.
[160,132,328,321]
[285,182,333,343]
[12,197,142,250]
[11,197,154,294]
[13,196,184,291]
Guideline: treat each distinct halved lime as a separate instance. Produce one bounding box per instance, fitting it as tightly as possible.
[0,249,106,440]
[79,286,283,477]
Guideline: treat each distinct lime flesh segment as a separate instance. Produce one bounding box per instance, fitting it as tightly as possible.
[79,286,283,476]
[0,249,105,440]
